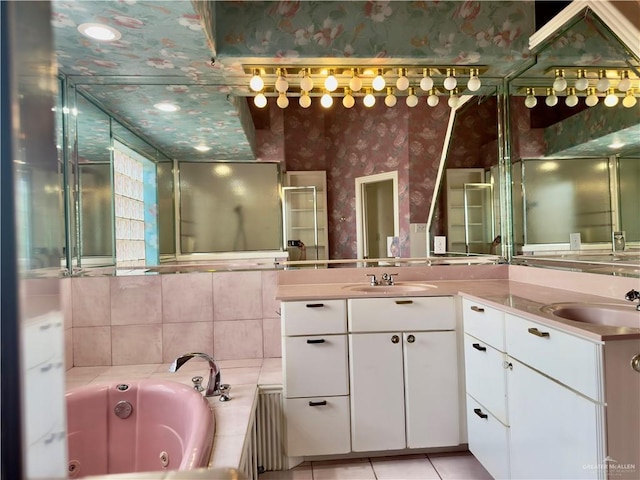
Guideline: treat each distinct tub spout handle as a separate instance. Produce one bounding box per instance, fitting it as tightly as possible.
[191,376,204,393]
[218,384,231,402]
[169,352,222,397]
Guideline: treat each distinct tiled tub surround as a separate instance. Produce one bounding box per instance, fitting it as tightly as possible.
[63,270,281,368]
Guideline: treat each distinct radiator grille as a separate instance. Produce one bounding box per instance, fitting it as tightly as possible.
[256,386,286,472]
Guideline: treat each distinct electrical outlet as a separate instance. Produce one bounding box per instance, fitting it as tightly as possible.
[434,236,446,254]
[413,223,427,233]
[569,232,581,251]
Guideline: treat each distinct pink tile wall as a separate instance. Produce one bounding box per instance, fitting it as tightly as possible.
[67,270,283,367]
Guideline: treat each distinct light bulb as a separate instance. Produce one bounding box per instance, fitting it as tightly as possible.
[249,69,264,92]
[349,69,363,92]
[467,69,481,92]
[552,69,567,92]
[254,92,267,108]
[443,68,457,91]
[406,87,418,107]
[343,88,355,108]
[604,88,619,107]
[447,90,459,108]
[324,69,338,92]
[574,69,589,91]
[565,87,578,107]
[299,92,311,108]
[372,69,386,91]
[622,90,637,108]
[300,68,314,92]
[363,89,375,107]
[420,68,434,91]
[596,70,609,92]
[396,69,409,91]
[427,88,439,107]
[276,92,289,108]
[320,92,333,108]
[545,88,558,107]
[524,88,537,108]
[275,69,289,93]
[585,87,598,107]
[618,71,631,92]
[385,87,397,107]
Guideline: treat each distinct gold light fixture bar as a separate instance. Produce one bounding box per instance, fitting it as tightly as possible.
[243,65,489,78]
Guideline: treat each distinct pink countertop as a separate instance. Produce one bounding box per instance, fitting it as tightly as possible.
[276,278,640,342]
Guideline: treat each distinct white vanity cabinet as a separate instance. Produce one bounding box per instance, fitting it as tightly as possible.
[281,300,351,457]
[348,296,459,452]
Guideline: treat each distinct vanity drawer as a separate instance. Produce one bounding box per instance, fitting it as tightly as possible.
[283,335,349,398]
[462,298,505,351]
[284,396,351,457]
[463,334,508,425]
[466,394,510,480]
[282,300,347,336]
[348,296,454,332]
[505,314,602,400]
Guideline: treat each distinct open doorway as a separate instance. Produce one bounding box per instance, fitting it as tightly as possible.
[355,171,399,259]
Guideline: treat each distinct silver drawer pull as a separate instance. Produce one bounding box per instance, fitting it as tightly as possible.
[528,327,550,338]
[470,306,485,313]
[395,300,413,305]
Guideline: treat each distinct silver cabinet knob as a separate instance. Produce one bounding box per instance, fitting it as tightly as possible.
[631,354,640,373]
[391,335,400,344]
[407,334,415,343]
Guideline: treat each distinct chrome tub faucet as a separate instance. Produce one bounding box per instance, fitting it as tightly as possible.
[169,352,231,401]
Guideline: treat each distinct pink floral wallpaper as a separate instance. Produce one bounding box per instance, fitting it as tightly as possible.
[509,98,547,159]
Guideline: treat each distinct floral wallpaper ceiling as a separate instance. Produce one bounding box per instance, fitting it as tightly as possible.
[52,1,637,162]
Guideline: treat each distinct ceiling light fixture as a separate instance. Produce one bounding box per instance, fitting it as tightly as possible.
[467,68,481,92]
[585,87,599,107]
[253,91,267,108]
[596,69,610,92]
[363,88,376,107]
[343,87,355,108]
[420,68,434,91]
[618,70,631,92]
[574,69,589,91]
[406,87,419,107]
[324,69,338,92]
[300,68,314,92]
[604,87,619,107]
[545,87,558,107]
[250,69,264,92]
[276,92,289,109]
[194,145,210,152]
[385,87,397,107]
[349,68,363,92]
[372,69,386,91]
[77,23,121,41]
[622,89,637,108]
[565,87,579,107]
[524,88,537,108]
[552,69,567,92]
[154,102,180,112]
[396,68,409,91]
[275,68,289,93]
[427,88,439,107]
[299,91,311,108]
[320,90,334,108]
[443,68,457,91]
[447,89,459,108]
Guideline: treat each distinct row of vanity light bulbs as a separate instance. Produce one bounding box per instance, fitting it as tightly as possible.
[248,67,482,109]
[524,68,638,109]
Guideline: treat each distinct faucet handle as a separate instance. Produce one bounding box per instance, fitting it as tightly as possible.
[218,383,231,402]
[382,273,398,285]
[191,376,204,393]
[366,274,378,286]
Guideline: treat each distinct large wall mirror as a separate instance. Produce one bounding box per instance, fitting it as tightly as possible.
[507,5,639,274]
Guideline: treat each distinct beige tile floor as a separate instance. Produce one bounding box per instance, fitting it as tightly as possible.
[259,452,492,480]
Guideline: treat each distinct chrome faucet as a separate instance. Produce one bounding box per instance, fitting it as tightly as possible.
[169,352,231,400]
[624,289,640,311]
[365,273,398,286]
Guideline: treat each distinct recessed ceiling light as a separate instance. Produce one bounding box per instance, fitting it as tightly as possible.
[194,145,211,152]
[609,141,625,149]
[154,102,180,112]
[77,23,121,42]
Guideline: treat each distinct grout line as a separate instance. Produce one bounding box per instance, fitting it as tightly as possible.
[426,455,444,480]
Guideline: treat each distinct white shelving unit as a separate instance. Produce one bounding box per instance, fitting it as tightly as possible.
[283,171,329,261]
[445,168,494,254]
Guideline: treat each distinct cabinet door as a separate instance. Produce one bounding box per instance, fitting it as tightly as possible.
[404,331,460,448]
[508,358,604,480]
[349,332,405,452]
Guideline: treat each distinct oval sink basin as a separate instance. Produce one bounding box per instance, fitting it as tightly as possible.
[541,303,639,329]
[342,282,437,294]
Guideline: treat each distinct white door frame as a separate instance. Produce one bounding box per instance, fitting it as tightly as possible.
[355,171,399,259]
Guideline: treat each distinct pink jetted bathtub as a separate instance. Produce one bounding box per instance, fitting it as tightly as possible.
[66,380,215,478]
